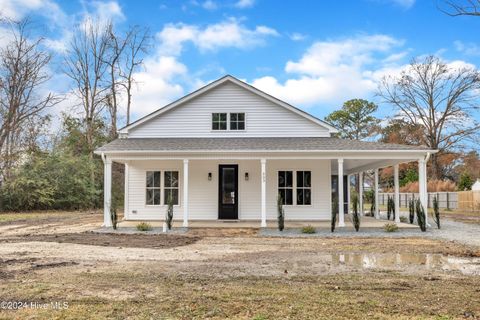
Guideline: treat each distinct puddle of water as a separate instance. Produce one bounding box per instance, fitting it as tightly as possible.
[329,253,480,276]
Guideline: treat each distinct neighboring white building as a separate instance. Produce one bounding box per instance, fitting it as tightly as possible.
[95,75,435,227]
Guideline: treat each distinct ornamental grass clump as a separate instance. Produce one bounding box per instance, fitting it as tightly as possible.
[301,225,316,234]
[432,195,441,229]
[277,194,285,231]
[352,194,360,232]
[166,194,174,230]
[408,197,415,224]
[384,223,399,232]
[331,196,338,233]
[415,199,426,232]
[136,222,152,232]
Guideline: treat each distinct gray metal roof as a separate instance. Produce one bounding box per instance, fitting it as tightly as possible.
[96,137,432,153]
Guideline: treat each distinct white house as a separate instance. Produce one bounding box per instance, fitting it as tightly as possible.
[95,75,435,228]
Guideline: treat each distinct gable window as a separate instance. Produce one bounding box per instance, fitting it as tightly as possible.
[212,113,227,130]
[230,113,245,130]
[296,171,312,205]
[164,171,179,205]
[278,171,293,205]
[146,171,161,205]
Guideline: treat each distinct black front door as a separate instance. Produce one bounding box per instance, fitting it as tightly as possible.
[218,165,238,219]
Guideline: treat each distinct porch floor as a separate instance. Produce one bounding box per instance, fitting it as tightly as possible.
[117,216,417,229]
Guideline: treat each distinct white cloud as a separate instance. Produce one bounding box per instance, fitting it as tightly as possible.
[251,34,406,107]
[0,0,67,24]
[202,0,217,10]
[157,18,279,56]
[388,0,415,9]
[289,32,307,41]
[235,0,255,8]
[454,40,480,56]
[130,56,188,116]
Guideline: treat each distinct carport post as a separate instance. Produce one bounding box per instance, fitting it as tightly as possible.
[359,172,364,216]
[338,159,345,227]
[347,174,351,214]
[374,168,379,219]
[102,155,112,228]
[394,164,400,223]
[261,159,267,227]
[183,159,189,227]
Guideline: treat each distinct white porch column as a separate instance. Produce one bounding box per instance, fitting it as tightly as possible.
[338,159,345,227]
[359,172,364,216]
[261,158,267,227]
[394,164,400,223]
[124,162,129,220]
[418,158,428,225]
[183,159,189,227]
[347,174,351,214]
[374,168,379,219]
[103,157,112,227]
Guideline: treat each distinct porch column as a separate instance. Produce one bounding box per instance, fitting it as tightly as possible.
[394,164,400,223]
[374,168,379,219]
[124,162,129,220]
[418,158,429,225]
[183,159,189,227]
[261,158,267,227]
[359,172,364,216]
[338,159,345,227]
[103,157,112,227]
[347,174,351,214]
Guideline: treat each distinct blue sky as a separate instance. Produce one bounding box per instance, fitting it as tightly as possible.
[1,0,479,125]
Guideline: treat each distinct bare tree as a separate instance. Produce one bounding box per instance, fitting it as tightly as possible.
[0,19,61,180]
[377,55,480,180]
[64,19,110,158]
[119,26,149,126]
[441,0,480,16]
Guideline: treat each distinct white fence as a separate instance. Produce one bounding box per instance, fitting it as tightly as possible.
[378,192,458,209]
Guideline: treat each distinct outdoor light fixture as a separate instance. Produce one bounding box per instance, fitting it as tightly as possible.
[245,172,249,181]
[208,172,212,181]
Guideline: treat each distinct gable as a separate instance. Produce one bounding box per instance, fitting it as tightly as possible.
[124,76,335,138]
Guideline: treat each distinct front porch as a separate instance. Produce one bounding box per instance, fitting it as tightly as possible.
[116,216,417,229]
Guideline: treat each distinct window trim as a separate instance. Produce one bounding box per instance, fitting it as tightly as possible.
[145,169,181,207]
[211,112,246,132]
[145,171,161,206]
[212,112,228,131]
[164,170,180,206]
[229,112,246,131]
[277,169,313,207]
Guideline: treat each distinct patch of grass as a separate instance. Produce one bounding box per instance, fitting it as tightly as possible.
[301,225,316,234]
[383,223,399,232]
[400,216,408,223]
[136,222,152,231]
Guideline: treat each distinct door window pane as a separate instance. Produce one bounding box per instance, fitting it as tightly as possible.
[222,168,235,204]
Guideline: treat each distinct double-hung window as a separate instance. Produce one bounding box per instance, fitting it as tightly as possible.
[212,113,227,130]
[164,171,179,205]
[230,113,245,130]
[278,170,312,206]
[296,171,312,205]
[146,171,161,205]
[278,171,293,205]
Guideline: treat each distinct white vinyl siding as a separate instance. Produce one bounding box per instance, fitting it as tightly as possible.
[125,158,331,221]
[128,82,331,138]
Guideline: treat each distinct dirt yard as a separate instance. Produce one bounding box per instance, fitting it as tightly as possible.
[0,211,479,319]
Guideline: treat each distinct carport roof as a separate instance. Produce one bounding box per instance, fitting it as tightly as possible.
[95,137,434,153]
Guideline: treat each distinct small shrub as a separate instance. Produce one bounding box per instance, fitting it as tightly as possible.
[415,199,426,232]
[331,196,338,233]
[384,223,399,232]
[301,225,316,234]
[408,197,415,224]
[400,216,408,223]
[277,194,285,231]
[352,194,360,232]
[166,194,174,230]
[369,201,375,217]
[110,207,118,230]
[432,196,441,229]
[136,222,152,231]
